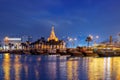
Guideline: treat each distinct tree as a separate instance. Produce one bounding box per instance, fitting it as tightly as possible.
[85,36,92,48]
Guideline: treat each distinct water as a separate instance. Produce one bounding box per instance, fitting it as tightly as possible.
[0,53,120,80]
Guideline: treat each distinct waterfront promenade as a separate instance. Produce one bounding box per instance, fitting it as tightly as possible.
[1,48,120,57]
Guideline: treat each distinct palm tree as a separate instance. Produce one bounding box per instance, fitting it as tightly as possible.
[85,36,92,48]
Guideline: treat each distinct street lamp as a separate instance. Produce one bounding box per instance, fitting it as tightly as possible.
[96,36,99,39]
[95,35,99,44]
[67,37,77,48]
[94,35,99,47]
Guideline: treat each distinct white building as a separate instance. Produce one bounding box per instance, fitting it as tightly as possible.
[4,36,22,50]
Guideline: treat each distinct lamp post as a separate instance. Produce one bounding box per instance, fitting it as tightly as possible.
[67,37,77,48]
[94,36,99,46]
[68,37,73,48]
[73,38,77,48]
[92,35,99,49]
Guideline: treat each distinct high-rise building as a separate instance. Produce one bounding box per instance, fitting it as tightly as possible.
[21,35,33,42]
[28,36,33,42]
[21,35,28,42]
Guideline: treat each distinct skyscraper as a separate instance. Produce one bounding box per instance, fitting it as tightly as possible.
[21,35,33,42]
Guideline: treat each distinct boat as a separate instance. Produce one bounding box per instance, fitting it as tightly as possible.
[96,49,116,57]
[23,50,31,54]
[82,50,98,57]
[67,49,84,57]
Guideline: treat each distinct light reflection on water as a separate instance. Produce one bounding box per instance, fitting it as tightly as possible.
[2,53,10,80]
[0,54,120,80]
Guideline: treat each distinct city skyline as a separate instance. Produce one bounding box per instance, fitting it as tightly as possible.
[0,0,120,42]
[1,1,120,80]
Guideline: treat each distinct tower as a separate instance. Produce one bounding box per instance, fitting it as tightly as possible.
[47,26,58,41]
[117,33,120,43]
[109,35,112,44]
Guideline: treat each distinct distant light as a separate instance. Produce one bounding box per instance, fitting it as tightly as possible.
[96,36,99,39]
[69,38,73,41]
[4,36,9,41]
[8,38,21,41]
[74,38,77,41]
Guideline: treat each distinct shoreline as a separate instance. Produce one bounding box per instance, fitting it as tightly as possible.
[1,49,120,57]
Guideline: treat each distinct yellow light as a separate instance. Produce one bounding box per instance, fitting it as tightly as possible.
[4,36,9,42]
[3,53,10,80]
[4,53,9,58]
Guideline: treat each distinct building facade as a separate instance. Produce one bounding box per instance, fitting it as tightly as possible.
[4,37,22,50]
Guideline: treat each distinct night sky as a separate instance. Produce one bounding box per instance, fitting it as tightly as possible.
[0,0,120,43]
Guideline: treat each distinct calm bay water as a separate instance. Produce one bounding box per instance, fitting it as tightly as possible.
[0,53,120,80]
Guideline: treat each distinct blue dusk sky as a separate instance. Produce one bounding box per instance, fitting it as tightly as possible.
[0,0,120,43]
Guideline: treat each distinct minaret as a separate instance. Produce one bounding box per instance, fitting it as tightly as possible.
[48,26,58,41]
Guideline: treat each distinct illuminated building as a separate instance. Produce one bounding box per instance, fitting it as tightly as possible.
[4,36,22,50]
[31,26,66,51]
[47,26,58,41]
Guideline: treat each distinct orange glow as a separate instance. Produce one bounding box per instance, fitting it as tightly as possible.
[86,57,120,80]
[3,53,10,80]
[4,36,9,42]
[14,55,21,80]
[48,26,58,41]
[67,60,78,80]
